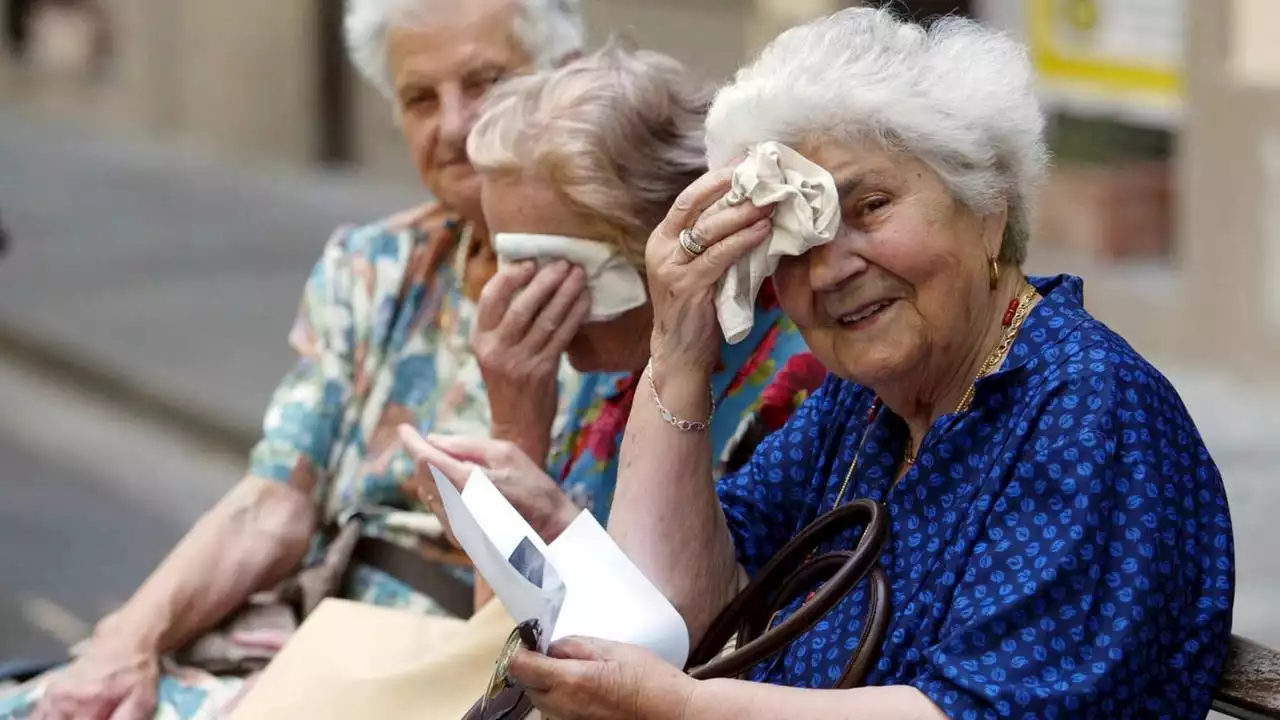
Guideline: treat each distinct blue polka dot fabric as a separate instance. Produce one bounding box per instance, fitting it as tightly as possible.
[717,274,1234,719]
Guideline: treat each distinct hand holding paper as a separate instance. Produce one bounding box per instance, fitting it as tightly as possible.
[427,464,689,668]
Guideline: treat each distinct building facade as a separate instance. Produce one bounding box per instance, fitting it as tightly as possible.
[1,0,1275,381]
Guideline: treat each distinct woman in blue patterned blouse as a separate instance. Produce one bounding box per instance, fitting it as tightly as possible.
[494,9,1235,720]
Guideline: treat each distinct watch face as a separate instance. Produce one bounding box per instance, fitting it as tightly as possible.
[485,619,544,705]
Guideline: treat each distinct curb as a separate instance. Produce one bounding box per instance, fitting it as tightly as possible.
[0,320,256,457]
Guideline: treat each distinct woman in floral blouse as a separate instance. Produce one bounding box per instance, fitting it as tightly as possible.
[5,2,590,719]
[402,44,812,609]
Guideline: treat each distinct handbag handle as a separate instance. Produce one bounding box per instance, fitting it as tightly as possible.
[686,499,890,688]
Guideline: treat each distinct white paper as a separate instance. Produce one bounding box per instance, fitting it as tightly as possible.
[545,511,690,668]
[431,466,564,651]
[429,465,690,668]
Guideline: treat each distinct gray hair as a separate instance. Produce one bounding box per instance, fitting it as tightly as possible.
[467,42,710,266]
[345,0,586,99]
[705,7,1049,264]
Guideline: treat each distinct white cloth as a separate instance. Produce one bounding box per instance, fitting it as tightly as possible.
[716,141,841,343]
[493,233,648,323]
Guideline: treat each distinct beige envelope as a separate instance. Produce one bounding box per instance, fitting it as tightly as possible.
[230,598,515,720]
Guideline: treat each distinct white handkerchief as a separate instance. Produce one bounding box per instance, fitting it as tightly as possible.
[494,233,648,323]
[717,142,841,343]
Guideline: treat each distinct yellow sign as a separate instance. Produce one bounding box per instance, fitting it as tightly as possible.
[1027,0,1183,109]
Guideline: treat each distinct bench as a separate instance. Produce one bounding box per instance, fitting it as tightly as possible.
[1215,635,1280,719]
[3,635,1278,716]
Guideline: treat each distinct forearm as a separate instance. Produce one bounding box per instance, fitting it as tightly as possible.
[610,361,740,643]
[490,422,551,476]
[94,476,315,653]
[686,680,948,720]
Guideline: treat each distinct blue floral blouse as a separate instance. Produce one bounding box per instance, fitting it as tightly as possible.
[718,274,1234,719]
[549,286,810,524]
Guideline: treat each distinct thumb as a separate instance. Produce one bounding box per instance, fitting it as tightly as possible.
[548,636,615,662]
[397,424,473,492]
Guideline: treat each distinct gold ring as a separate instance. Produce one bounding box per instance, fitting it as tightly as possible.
[679,227,707,258]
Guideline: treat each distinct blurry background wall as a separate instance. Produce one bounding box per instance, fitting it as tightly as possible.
[2,0,1276,382]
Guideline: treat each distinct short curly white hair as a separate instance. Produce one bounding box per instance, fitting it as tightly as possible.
[467,42,710,266]
[344,0,585,99]
[705,7,1049,263]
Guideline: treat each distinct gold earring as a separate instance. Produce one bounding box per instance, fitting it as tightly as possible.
[988,256,1000,291]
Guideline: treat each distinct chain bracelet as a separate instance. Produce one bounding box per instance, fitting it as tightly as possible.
[645,360,715,432]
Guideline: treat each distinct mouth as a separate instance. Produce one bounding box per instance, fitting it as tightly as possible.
[838,299,895,328]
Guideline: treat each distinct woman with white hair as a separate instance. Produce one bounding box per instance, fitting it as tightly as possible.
[448,9,1234,719]
[3,1,589,719]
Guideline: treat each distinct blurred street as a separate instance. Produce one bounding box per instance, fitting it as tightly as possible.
[2,103,1279,669]
[0,106,419,660]
[0,357,231,660]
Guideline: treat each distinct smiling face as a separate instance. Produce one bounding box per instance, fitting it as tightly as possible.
[387,0,531,220]
[772,137,1007,391]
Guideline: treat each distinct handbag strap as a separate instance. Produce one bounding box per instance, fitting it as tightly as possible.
[686,499,890,688]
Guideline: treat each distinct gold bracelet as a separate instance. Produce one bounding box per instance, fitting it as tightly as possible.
[645,360,715,432]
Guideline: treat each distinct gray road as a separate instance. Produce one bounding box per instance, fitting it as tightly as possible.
[0,358,237,660]
[0,109,422,438]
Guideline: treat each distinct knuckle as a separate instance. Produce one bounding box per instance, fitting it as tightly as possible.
[495,440,519,463]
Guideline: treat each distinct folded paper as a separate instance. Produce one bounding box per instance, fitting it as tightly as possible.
[432,465,690,668]
[717,141,841,343]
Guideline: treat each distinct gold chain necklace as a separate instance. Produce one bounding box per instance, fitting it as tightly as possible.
[832,281,1039,508]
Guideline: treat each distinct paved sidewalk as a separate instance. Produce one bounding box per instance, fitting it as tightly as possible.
[0,109,422,446]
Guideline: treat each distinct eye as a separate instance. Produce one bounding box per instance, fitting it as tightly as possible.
[401,88,438,113]
[465,68,507,96]
[858,195,891,216]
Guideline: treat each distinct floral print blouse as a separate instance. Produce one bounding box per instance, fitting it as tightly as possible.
[246,204,577,553]
[548,282,812,523]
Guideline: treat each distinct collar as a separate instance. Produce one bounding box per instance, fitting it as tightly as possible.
[982,273,1090,383]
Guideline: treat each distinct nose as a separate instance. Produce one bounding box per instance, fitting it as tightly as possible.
[438,86,478,149]
[808,230,868,293]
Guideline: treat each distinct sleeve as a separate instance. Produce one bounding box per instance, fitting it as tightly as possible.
[909,362,1234,719]
[716,374,846,577]
[246,227,360,496]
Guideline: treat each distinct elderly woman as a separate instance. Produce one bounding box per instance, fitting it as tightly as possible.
[451,10,1235,720]
[3,1,587,719]
[405,43,814,609]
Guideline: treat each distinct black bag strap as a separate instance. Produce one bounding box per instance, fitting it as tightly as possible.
[686,498,891,688]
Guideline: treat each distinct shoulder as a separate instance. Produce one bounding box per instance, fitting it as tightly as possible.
[1028,309,1201,447]
[1008,276,1202,446]
[1005,288,1227,525]
[323,202,457,267]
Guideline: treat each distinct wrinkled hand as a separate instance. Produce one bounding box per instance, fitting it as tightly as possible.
[471,260,589,462]
[33,640,159,720]
[645,166,773,378]
[398,426,580,545]
[509,637,697,720]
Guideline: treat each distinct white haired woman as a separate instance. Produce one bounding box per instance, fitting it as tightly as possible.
[2,2,586,719]
[439,9,1234,719]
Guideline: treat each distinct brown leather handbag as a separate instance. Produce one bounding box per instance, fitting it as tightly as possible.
[464,498,891,719]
